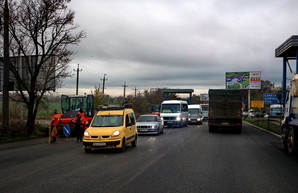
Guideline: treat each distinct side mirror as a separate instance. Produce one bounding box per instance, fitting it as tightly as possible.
[126,122,133,127]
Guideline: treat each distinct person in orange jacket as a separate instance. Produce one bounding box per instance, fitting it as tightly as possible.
[50,110,61,143]
[73,110,86,142]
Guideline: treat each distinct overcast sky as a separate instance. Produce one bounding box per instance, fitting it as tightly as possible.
[57,0,298,97]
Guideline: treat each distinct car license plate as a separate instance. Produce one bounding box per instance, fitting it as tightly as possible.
[93,142,106,146]
[167,121,173,124]
[221,123,229,125]
[140,129,148,132]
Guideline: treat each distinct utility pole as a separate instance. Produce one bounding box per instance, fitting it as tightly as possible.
[2,0,10,132]
[132,86,138,99]
[122,82,128,100]
[100,74,108,95]
[73,64,82,95]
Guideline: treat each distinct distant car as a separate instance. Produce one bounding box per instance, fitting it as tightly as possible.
[242,111,249,117]
[137,115,164,135]
[254,112,263,117]
[249,111,256,117]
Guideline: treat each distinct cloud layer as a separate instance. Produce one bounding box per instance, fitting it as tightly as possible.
[58,0,298,96]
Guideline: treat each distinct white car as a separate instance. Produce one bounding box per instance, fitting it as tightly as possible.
[136,115,164,135]
[242,111,249,117]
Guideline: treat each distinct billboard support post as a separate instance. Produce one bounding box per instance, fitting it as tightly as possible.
[248,89,251,110]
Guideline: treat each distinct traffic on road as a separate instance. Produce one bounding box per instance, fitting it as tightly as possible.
[1,121,298,193]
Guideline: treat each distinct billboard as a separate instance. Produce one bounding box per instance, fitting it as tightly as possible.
[200,93,209,101]
[226,71,261,89]
[0,55,56,91]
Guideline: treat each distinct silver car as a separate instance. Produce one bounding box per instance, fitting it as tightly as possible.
[137,114,164,135]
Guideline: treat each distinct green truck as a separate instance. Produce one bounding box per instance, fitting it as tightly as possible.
[208,89,242,133]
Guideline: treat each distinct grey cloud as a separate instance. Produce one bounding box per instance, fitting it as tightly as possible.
[60,0,298,96]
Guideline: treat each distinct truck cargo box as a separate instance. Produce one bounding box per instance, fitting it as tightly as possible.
[208,89,242,133]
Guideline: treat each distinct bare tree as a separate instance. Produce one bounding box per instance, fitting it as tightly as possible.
[0,0,85,134]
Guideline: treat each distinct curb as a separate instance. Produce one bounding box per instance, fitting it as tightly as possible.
[0,137,74,151]
[0,137,48,151]
[243,121,281,138]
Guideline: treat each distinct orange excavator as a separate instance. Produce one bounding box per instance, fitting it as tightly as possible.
[57,94,94,136]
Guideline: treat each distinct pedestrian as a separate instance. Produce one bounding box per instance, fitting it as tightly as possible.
[73,111,86,142]
[50,109,61,143]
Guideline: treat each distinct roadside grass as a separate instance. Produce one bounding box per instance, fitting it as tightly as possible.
[37,100,61,119]
[243,117,281,135]
[0,99,61,120]
[0,134,40,143]
[0,99,56,143]
[0,99,64,143]
[0,122,48,143]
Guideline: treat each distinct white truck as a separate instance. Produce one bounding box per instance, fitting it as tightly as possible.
[281,74,298,154]
[269,104,283,117]
[160,100,188,127]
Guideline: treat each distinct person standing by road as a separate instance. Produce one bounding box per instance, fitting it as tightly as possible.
[50,110,61,143]
[73,111,86,142]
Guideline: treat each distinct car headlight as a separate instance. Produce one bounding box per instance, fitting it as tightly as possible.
[151,125,157,129]
[111,130,120,138]
[176,117,181,121]
[84,131,90,138]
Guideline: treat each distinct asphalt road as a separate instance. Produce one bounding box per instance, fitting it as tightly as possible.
[1,123,298,193]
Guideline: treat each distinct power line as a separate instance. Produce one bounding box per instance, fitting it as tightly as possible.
[73,64,82,95]
[100,74,108,95]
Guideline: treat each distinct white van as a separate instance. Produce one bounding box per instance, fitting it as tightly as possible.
[160,100,188,127]
[269,104,283,117]
[188,104,204,124]
[200,104,209,120]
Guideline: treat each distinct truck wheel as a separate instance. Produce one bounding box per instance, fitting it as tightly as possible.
[287,128,297,155]
[209,126,215,133]
[281,127,289,150]
[236,127,242,134]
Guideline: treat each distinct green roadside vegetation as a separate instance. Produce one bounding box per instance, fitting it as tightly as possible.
[0,123,49,143]
[1,134,40,143]
[243,117,281,135]
[0,99,59,143]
